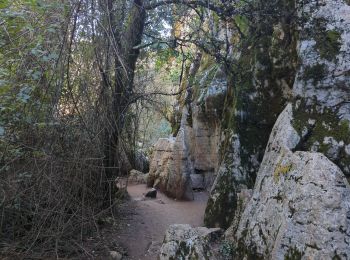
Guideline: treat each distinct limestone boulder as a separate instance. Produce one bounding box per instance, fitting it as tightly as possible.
[147,138,175,188]
[147,71,224,199]
[147,132,193,200]
[159,224,224,260]
[128,169,148,184]
[234,104,350,259]
[291,0,350,176]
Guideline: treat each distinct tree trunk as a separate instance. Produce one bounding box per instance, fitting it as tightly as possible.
[103,0,146,198]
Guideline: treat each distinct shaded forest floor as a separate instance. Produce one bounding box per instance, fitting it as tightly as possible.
[115,184,209,260]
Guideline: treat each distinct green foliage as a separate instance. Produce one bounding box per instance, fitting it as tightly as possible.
[153,48,191,85]
[234,15,249,36]
[155,48,179,71]
[302,63,327,84]
[0,0,65,127]
[220,240,235,258]
[313,18,342,61]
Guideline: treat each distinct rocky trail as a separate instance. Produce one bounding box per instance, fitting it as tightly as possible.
[115,184,209,260]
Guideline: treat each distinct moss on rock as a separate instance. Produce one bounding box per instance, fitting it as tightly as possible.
[204,167,238,229]
[292,101,350,175]
[205,0,298,231]
[302,63,327,84]
[314,25,342,61]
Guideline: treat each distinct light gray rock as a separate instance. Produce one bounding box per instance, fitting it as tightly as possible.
[190,173,205,190]
[235,105,350,259]
[109,251,122,260]
[147,131,193,200]
[291,0,350,176]
[147,69,224,199]
[293,0,350,115]
[128,169,148,184]
[159,224,223,260]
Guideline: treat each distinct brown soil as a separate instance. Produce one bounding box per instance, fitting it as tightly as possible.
[115,184,209,260]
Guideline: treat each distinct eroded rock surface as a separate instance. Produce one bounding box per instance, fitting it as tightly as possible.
[159,224,223,260]
[128,169,148,184]
[147,135,193,199]
[234,105,350,259]
[147,64,224,200]
[292,0,350,176]
[157,0,350,257]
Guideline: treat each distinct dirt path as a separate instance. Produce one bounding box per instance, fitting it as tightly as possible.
[115,184,209,260]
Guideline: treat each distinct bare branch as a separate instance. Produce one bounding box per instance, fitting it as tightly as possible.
[145,0,235,17]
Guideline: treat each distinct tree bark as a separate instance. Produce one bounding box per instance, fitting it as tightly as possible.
[103,0,146,189]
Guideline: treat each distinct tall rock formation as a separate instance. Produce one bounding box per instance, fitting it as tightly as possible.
[234,105,350,258]
[155,0,350,258]
[205,0,298,228]
[147,55,226,200]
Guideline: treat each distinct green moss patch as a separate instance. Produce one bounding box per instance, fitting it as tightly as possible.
[292,101,350,174]
[315,28,342,61]
[302,63,327,84]
[204,167,238,229]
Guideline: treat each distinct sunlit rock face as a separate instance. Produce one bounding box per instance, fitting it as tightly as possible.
[147,137,191,199]
[233,105,350,259]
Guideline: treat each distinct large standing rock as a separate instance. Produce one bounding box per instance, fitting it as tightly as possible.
[147,137,175,188]
[128,169,148,184]
[204,0,298,228]
[291,0,350,176]
[234,104,350,259]
[147,63,225,200]
[147,134,193,200]
[159,224,224,260]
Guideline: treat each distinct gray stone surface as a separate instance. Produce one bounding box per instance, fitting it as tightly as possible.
[147,68,224,199]
[293,0,350,119]
[235,105,350,259]
[159,224,223,260]
[128,169,148,184]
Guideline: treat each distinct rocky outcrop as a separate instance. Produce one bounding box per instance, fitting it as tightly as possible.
[206,0,350,229]
[157,0,350,257]
[147,63,225,200]
[147,136,193,199]
[291,0,350,176]
[234,104,350,259]
[204,0,298,228]
[159,224,224,260]
[128,169,148,184]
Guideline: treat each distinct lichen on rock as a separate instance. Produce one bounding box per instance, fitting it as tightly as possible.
[234,104,350,259]
[159,224,224,260]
